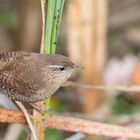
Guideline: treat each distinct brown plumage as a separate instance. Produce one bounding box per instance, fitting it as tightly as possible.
[0,51,78,102]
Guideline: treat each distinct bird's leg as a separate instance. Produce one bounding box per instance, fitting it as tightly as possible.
[29,102,47,115]
[31,101,47,127]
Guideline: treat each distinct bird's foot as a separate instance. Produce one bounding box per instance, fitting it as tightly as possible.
[29,103,47,115]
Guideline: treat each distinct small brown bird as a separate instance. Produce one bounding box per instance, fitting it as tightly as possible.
[0,51,79,103]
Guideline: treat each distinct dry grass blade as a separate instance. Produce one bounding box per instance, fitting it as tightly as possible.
[40,0,46,53]
[15,101,37,140]
[33,0,47,140]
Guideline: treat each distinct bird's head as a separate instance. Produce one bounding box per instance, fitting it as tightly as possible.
[44,54,82,85]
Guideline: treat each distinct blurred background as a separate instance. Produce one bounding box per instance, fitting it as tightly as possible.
[1,0,140,140]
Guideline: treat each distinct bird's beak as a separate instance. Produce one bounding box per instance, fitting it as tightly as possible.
[73,64,84,69]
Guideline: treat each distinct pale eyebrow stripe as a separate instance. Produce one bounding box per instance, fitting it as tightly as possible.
[48,65,64,68]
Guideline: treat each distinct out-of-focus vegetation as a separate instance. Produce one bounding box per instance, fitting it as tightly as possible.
[111,93,140,114]
[0,10,16,28]
[45,129,64,140]
[1,0,140,140]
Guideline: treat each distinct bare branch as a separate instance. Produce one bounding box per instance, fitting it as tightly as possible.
[63,81,140,93]
[0,109,25,123]
[0,109,140,139]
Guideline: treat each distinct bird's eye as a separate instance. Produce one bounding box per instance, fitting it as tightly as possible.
[59,66,65,71]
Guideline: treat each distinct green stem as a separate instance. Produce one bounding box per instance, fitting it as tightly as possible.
[44,0,55,54]
[44,0,65,114]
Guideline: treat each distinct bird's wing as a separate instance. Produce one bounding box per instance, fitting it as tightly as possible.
[0,52,48,102]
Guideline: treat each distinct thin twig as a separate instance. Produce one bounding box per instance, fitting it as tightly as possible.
[0,109,140,139]
[15,101,37,140]
[63,81,140,93]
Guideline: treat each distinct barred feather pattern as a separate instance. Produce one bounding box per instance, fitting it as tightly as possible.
[0,51,74,102]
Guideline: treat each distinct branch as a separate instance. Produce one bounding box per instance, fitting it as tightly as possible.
[0,109,140,139]
[63,81,140,93]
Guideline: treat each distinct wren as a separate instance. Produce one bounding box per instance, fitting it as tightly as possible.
[0,51,79,103]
